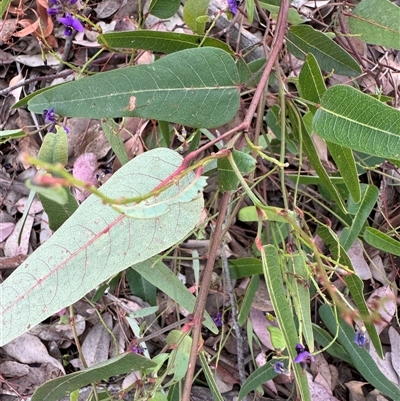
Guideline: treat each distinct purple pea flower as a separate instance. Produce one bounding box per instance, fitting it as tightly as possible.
[227,0,239,14]
[293,343,314,368]
[47,0,76,16]
[354,328,367,347]
[273,361,285,374]
[57,13,84,36]
[44,107,57,132]
[212,311,223,327]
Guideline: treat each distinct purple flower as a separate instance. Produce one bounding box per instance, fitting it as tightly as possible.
[129,344,144,354]
[293,343,314,368]
[354,330,367,347]
[47,0,78,16]
[44,107,56,124]
[212,311,223,327]
[57,13,84,36]
[227,0,239,14]
[273,361,285,374]
[44,107,57,132]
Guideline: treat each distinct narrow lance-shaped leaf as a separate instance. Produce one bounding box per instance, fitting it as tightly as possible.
[319,304,400,400]
[287,101,346,213]
[348,0,400,51]
[27,48,240,129]
[344,274,383,358]
[131,258,217,333]
[364,227,400,256]
[98,31,232,55]
[31,352,156,401]
[262,244,311,400]
[313,85,400,160]
[287,252,313,352]
[297,56,361,204]
[0,148,205,346]
[287,25,361,76]
[340,184,379,250]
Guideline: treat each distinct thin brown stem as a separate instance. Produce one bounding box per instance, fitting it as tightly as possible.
[181,191,231,401]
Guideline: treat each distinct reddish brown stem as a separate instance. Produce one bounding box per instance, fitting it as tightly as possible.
[180,2,290,399]
[181,191,231,401]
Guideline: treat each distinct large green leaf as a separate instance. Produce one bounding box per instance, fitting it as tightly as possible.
[31,352,156,401]
[313,85,400,160]
[0,148,204,346]
[27,48,240,129]
[348,0,400,51]
[287,25,361,76]
[319,304,400,400]
[98,31,232,54]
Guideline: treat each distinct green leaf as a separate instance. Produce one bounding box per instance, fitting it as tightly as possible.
[287,102,346,213]
[149,393,168,401]
[183,0,209,34]
[328,143,361,203]
[238,205,295,223]
[348,0,400,51]
[98,31,232,55]
[364,227,400,256]
[316,226,353,271]
[319,304,400,400]
[131,257,217,333]
[313,85,400,160]
[287,252,313,352]
[259,2,306,25]
[238,274,259,326]
[199,352,224,401]
[148,0,180,19]
[312,324,353,365]
[31,352,156,401]
[262,245,311,400]
[0,128,26,144]
[27,48,240,129]
[126,268,157,306]
[238,363,277,401]
[268,326,286,350]
[340,184,379,250]
[35,127,78,230]
[0,148,205,346]
[287,25,361,76]
[344,274,383,358]
[101,119,129,166]
[37,127,68,165]
[39,189,79,231]
[25,180,69,205]
[298,53,326,114]
[236,58,266,87]
[166,330,192,383]
[217,150,256,192]
[229,258,263,279]
[245,0,255,23]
